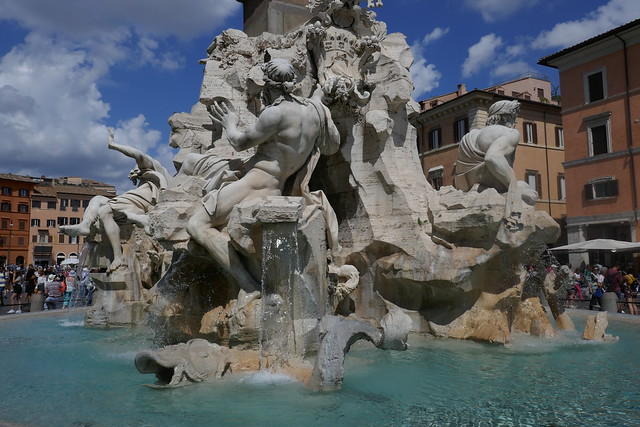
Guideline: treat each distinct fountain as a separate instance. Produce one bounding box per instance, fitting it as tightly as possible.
[56,0,587,391]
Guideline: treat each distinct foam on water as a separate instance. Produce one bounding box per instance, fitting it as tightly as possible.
[239,371,298,386]
[57,319,85,327]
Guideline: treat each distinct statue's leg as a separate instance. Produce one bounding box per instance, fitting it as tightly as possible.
[186,204,259,290]
[97,204,126,271]
[60,196,109,236]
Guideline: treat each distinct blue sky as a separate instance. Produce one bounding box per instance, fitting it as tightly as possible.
[0,0,639,192]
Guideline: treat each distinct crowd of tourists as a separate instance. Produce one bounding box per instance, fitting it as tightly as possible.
[566,263,640,315]
[0,264,95,313]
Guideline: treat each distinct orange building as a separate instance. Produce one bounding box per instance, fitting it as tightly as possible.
[540,19,640,268]
[29,177,115,267]
[0,173,39,266]
[412,77,566,242]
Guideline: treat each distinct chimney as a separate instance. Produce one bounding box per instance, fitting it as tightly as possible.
[457,84,467,96]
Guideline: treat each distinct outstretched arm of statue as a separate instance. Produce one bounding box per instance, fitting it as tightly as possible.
[107,128,155,171]
[209,100,280,152]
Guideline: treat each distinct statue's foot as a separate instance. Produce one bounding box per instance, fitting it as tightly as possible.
[59,224,90,236]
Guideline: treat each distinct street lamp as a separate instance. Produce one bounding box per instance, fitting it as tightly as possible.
[7,222,13,267]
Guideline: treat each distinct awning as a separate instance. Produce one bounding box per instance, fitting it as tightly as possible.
[34,246,52,255]
[550,239,640,253]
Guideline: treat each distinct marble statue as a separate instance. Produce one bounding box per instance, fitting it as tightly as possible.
[135,338,261,387]
[186,57,340,289]
[453,100,538,230]
[61,129,171,271]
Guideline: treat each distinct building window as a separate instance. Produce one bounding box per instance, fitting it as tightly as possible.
[1,202,10,212]
[57,217,68,226]
[71,199,80,211]
[584,68,606,103]
[427,166,444,190]
[585,112,611,156]
[18,237,25,246]
[18,204,28,213]
[70,218,80,225]
[70,236,79,244]
[82,199,90,208]
[589,124,610,156]
[32,200,41,208]
[47,219,55,227]
[557,174,566,200]
[453,117,468,142]
[60,199,68,211]
[58,234,65,244]
[38,232,48,244]
[525,170,542,197]
[429,127,442,150]
[31,219,40,227]
[18,189,28,197]
[585,178,618,200]
[18,221,26,230]
[2,187,11,195]
[1,220,7,229]
[537,88,544,98]
[47,201,56,209]
[555,127,564,148]
[524,122,537,144]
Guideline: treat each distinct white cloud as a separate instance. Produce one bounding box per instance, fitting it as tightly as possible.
[532,0,640,50]
[491,60,531,79]
[410,27,447,98]
[462,34,503,78]
[411,59,442,99]
[419,27,450,46]
[464,0,537,22]
[0,0,240,41]
[0,0,239,190]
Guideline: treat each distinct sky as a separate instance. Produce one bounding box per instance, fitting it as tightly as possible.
[0,0,639,193]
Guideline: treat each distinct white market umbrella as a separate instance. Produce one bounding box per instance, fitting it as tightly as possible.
[550,238,640,253]
[60,257,80,265]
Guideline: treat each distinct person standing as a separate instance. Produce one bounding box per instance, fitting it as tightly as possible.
[63,269,76,308]
[8,269,23,314]
[622,273,638,315]
[0,266,6,306]
[23,266,37,311]
[589,267,606,311]
[36,268,47,294]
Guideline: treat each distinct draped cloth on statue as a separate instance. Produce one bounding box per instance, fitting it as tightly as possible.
[109,170,169,220]
[453,129,485,192]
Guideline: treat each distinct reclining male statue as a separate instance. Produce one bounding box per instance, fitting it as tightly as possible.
[453,100,537,230]
[60,129,171,271]
[186,57,341,289]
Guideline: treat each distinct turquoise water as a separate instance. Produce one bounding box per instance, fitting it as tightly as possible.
[1,312,639,426]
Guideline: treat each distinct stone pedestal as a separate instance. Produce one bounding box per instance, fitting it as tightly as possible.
[85,272,145,326]
[247,196,328,363]
[30,293,44,312]
[601,292,618,313]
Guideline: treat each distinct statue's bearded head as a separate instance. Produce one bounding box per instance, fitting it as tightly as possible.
[260,58,296,106]
[486,100,520,128]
